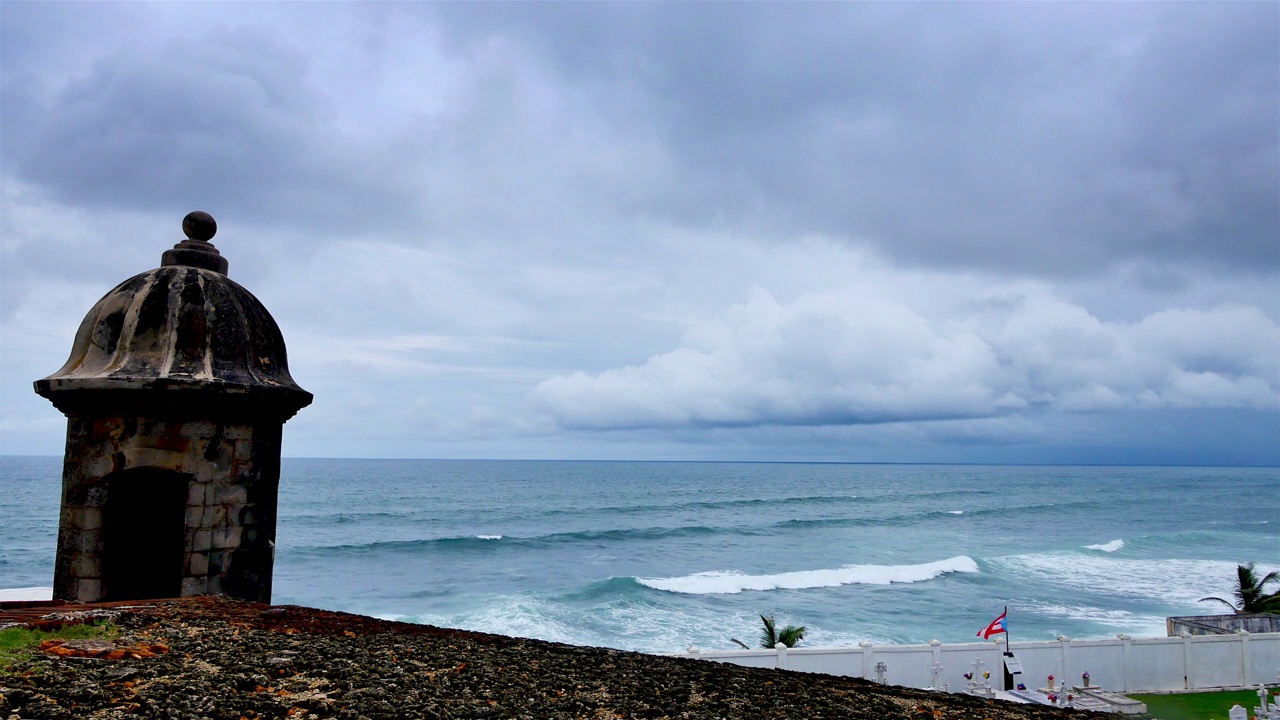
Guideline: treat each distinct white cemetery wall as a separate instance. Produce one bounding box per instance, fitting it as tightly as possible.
[867,645,935,688]
[1251,633,1280,685]
[678,632,1280,694]
[1127,637,1190,691]
[1189,635,1251,689]
[698,649,777,669]
[1068,639,1127,691]
[787,647,865,677]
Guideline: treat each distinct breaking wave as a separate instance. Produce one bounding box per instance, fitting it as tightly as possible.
[636,556,979,595]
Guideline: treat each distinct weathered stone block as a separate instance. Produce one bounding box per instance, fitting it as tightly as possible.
[77,531,102,554]
[186,552,209,576]
[234,441,252,461]
[74,555,101,578]
[85,485,108,506]
[201,443,232,468]
[224,425,252,440]
[201,506,226,528]
[208,551,227,574]
[77,578,101,602]
[187,482,208,506]
[186,505,204,529]
[214,485,248,506]
[192,530,212,552]
[181,420,217,439]
[83,454,115,479]
[75,508,103,531]
[181,576,208,595]
[138,419,168,437]
[64,484,89,506]
[212,526,242,550]
[151,437,190,452]
[123,448,179,471]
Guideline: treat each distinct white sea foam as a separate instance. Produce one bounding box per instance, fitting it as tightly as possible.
[1021,602,1166,634]
[996,554,1278,608]
[947,510,964,515]
[1084,539,1124,552]
[475,535,503,540]
[0,586,52,602]
[398,597,585,646]
[397,597,894,654]
[636,556,979,595]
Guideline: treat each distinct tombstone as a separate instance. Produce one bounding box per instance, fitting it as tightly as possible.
[1002,651,1023,692]
[1229,704,1247,720]
[35,212,312,604]
[964,657,996,699]
[1259,684,1276,720]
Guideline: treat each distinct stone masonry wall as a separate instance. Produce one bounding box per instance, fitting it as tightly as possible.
[53,415,283,604]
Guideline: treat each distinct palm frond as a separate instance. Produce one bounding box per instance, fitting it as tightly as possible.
[777,624,807,648]
[1257,569,1280,590]
[1259,594,1280,614]
[1198,595,1241,613]
[1201,564,1280,614]
[759,615,778,649]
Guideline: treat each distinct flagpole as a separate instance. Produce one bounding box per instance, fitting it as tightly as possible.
[1002,605,1013,692]
[1004,605,1010,648]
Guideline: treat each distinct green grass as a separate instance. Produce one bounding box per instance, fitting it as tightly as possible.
[1131,689,1273,720]
[0,621,119,672]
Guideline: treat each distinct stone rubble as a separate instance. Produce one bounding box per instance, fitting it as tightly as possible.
[1,596,1093,720]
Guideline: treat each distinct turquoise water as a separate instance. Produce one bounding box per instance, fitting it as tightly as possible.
[2,457,1276,653]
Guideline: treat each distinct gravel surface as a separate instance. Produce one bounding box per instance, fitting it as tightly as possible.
[1,596,1096,719]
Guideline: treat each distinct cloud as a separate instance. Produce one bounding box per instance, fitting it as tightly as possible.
[5,3,1275,274]
[1,21,422,235]
[431,2,1280,275]
[2,3,1277,464]
[532,281,1279,431]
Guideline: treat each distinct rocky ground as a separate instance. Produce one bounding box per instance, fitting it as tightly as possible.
[1,596,1095,720]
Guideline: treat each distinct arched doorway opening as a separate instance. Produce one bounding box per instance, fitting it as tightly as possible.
[102,468,189,601]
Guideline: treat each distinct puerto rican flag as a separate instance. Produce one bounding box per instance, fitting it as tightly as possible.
[977,609,1007,639]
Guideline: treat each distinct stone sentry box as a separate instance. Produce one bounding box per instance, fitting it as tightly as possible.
[34,212,311,604]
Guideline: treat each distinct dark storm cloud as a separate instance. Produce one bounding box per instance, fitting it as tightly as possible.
[2,2,1277,463]
[5,3,1276,272]
[432,2,1280,275]
[1,10,415,235]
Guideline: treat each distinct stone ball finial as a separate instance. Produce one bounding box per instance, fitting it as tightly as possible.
[163,210,228,274]
[182,211,217,242]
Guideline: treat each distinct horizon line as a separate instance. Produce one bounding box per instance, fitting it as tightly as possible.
[1,454,1276,469]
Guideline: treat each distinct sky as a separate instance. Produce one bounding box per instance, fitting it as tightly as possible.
[1,2,1277,465]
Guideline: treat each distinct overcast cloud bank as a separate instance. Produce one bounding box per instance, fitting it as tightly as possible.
[534,285,1279,430]
[2,3,1276,464]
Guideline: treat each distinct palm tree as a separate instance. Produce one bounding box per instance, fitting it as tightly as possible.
[758,614,806,649]
[1199,563,1280,614]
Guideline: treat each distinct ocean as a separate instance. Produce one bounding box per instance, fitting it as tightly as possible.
[2,457,1276,653]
